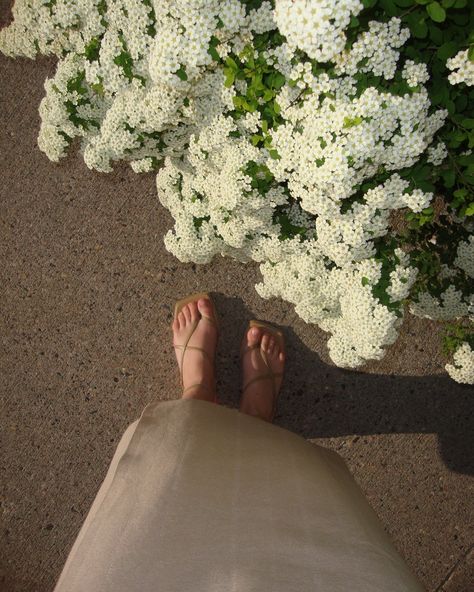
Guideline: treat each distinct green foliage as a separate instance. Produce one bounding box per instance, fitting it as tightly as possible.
[342,0,474,350]
[175,66,188,81]
[84,38,100,62]
[442,323,474,355]
[372,238,405,316]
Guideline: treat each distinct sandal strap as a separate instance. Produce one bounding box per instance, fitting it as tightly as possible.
[183,382,213,394]
[241,341,282,401]
[174,314,216,388]
[239,343,260,359]
[178,318,199,386]
[173,344,214,365]
[200,314,217,327]
[242,371,283,395]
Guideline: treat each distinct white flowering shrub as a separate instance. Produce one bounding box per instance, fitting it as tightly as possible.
[1,0,474,383]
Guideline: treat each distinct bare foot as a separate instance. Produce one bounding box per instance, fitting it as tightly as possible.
[239,326,285,422]
[172,298,218,402]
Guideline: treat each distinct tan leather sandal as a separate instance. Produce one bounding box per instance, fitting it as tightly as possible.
[173,292,220,405]
[240,320,285,422]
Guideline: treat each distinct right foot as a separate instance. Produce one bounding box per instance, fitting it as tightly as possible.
[172,298,218,402]
[239,326,285,422]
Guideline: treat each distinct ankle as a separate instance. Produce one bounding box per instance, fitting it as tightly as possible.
[182,384,216,402]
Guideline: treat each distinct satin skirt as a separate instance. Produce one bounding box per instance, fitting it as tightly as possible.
[54,399,423,592]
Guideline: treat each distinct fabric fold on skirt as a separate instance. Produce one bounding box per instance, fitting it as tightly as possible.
[54,399,424,592]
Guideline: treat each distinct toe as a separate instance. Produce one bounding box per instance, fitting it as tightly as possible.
[188,300,199,322]
[182,304,191,323]
[272,339,280,358]
[197,298,213,320]
[178,311,186,330]
[279,351,285,364]
[247,326,261,346]
[261,333,270,352]
[267,337,275,355]
[172,318,179,333]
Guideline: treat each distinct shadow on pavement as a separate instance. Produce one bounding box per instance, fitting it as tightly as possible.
[213,293,474,476]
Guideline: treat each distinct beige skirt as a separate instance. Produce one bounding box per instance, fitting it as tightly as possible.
[54,399,423,592]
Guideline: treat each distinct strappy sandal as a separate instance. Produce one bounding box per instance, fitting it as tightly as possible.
[173,292,220,405]
[240,320,285,422]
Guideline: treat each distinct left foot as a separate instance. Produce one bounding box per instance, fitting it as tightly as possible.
[172,298,218,402]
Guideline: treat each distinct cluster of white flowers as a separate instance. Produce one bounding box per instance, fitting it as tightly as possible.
[274,0,363,62]
[454,235,474,279]
[426,141,447,166]
[255,244,417,367]
[410,285,472,320]
[402,60,429,88]
[0,0,275,169]
[269,82,445,220]
[446,49,474,86]
[0,0,105,58]
[445,342,474,384]
[334,18,410,79]
[2,0,472,381]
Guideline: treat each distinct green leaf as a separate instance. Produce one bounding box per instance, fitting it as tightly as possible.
[379,0,398,16]
[405,14,429,38]
[225,56,238,71]
[84,37,100,61]
[429,23,443,44]
[263,89,274,101]
[465,203,474,216]
[453,188,468,199]
[175,66,188,81]
[349,15,360,27]
[91,82,104,96]
[468,46,474,63]
[436,41,458,61]
[343,115,363,128]
[268,72,286,90]
[442,169,455,187]
[269,149,280,159]
[208,45,220,62]
[224,68,235,87]
[361,276,370,286]
[427,1,446,22]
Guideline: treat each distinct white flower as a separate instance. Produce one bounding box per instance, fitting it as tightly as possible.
[445,342,474,384]
[274,0,363,62]
[402,60,429,87]
[426,141,447,166]
[447,49,474,86]
[455,235,474,278]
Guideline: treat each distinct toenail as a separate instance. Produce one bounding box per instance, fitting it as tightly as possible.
[251,328,258,335]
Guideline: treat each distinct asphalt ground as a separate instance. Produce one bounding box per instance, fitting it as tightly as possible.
[1,35,473,592]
